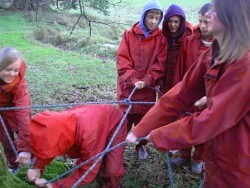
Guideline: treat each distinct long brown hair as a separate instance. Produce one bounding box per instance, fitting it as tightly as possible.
[214,0,250,63]
[0,47,21,71]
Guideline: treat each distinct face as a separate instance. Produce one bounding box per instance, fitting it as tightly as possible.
[144,10,162,31]
[0,60,21,83]
[206,5,226,38]
[198,13,210,37]
[167,16,181,34]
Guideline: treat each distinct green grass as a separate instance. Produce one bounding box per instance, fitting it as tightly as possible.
[123,0,210,24]
[127,0,210,8]
[0,11,117,108]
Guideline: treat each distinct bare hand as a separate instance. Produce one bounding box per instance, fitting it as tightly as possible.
[146,134,151,142]
[16,151,31,165]
[126,132,139,144]
[27,168,41,182]
[194,96,207,109]
[35,178,52,188]
[134,81,146,89]
[154,85,161,93]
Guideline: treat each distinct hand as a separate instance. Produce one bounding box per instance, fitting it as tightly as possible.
[154,85,161,93]
[134,81,146,89]
[146,134,151,142]
[27,168,41,182]
[126,132,139,145]
[35,178,52,188]
[16,151,31,165]
[194,96,207,109]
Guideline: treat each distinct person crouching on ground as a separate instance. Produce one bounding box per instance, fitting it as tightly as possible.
[27,104,127,188]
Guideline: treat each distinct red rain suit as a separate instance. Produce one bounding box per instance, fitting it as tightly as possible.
[30,104,127,188]
[116,23,167,115]
[161,21,193,95]
[0,60,31,168]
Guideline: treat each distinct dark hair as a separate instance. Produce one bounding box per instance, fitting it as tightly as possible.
[198,3,211,16]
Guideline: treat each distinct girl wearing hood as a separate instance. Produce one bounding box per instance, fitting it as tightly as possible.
[0,47,32,173]
[116,0,167,159]
[27,104,127,188]
[160,4,193,95]
[126,0,250,187]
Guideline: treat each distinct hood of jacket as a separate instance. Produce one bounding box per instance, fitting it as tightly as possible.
[30,111,76,159]
[162,4,186,38]
[139,0,163,38]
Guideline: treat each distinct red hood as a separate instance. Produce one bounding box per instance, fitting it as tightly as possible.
[30,111,76,159]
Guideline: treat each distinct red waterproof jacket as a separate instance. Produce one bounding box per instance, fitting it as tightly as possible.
[173,26,213,84]
[116,23,167,114]
[133,42,250,187]
[161,22,193,94]
[30,104,127,188]
[0,60,31,153]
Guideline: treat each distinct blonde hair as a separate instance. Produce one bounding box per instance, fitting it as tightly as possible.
[0,47,21,71]
[214,0,250,63]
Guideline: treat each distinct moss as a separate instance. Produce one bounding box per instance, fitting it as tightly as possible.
[42,160,70,180]
[15,160,70,184]
[0,145,34,187]
[0,146,70,187]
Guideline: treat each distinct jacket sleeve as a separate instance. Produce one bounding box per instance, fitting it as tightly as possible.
[33,157,53,170]
[13,61,31,152]
[142,36,168,87]
[133,53,207,138]
[149,59,250,152]
[116,30,140,88]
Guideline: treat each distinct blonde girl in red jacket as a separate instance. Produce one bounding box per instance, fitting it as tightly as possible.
[126,0,250,187]
[0,47,31,173]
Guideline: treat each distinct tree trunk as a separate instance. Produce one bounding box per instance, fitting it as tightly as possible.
[12,0,51,11]
[12,0,31,10]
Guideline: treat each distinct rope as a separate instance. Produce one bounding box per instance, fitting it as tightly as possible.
[164,153,174,188]
[0,115,18,157]
[0,100,155,111]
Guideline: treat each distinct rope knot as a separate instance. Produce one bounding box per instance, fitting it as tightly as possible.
[123,98,131,104]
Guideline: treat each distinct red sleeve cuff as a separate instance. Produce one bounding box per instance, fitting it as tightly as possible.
[33,157,53,170]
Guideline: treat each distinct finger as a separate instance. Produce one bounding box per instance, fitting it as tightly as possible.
[22,159,28,165]
[15,157,19,163]
[35,179,47,187]
[35,180,43,187]
[28,174,35,181]
[194,101,200,106]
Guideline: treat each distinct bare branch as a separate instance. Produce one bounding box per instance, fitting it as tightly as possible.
[69,0,130,36]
